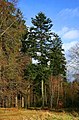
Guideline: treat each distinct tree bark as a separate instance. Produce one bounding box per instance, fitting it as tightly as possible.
[22,97,24,108]
[24,95,27,109]
[15,95,18,108]
[42,79,44,108]
[45,85,47,106]
[57,84,60,107]
[50,75,53,109]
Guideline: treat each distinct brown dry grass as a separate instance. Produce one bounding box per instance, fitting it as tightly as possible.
[0,108,79,120]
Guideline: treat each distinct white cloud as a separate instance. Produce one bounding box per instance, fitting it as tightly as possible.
[63,29,79,40]
[58,8,79,18]
[57,27,79,41]
[55,27,79,52]
[57,27,69,35]
[63,41,78,52]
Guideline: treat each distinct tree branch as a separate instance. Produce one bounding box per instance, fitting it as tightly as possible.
[0,20,16,38]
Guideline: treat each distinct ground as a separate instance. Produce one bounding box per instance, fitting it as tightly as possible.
[0,108,79,120]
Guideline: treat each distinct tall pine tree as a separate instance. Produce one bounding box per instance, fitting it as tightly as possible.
[23,12,66,108]
[50,33,66,78]
[24,12,53,107]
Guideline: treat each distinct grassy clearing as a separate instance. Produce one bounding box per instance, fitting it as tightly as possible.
[0,108,79,120]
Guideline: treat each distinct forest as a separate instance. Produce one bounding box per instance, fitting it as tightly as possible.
[0,0,79,111]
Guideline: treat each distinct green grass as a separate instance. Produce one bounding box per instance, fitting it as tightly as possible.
[0,108,79,120]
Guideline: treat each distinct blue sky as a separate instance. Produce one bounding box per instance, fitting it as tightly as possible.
[17,0,79,52]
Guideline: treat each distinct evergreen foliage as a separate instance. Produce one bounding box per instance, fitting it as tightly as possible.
[0,1,78,109]
[50,33,66,78]
[23,12,67,107]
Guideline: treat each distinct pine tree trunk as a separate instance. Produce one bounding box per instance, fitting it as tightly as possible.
[24,95,27,109]
[22,97,24,108]
[15,95,18,108]
[3,98,5,108]
[57,84,60,107]
[50,88,53,109]
[20,94,21,108]
[8,95,10,108]
[50,75,53,109]
[42,79,44,108]
[45,85,47,106]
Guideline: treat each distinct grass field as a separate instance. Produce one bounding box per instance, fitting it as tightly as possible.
[0,108,79,120]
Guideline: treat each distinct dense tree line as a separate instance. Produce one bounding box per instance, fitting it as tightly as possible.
[0,0,79,109]
[0,0,30,108]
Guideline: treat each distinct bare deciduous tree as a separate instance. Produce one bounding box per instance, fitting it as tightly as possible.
[68,42,79,81]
